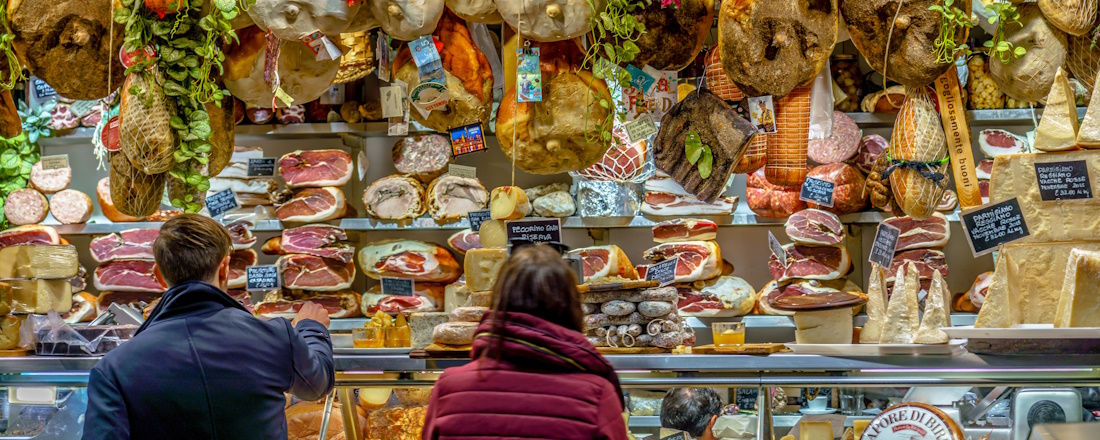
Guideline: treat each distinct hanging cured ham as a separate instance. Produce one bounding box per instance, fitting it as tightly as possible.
[989,5,1068,103]
[358,240,462,283]
[630,0,715,71]
[446,0,501,23]
[369,0,445,40]
[497,0,601,42]
[224,27,341,108]
[246,0,363,40]
[765,84,813,187]
[889,87,949,220]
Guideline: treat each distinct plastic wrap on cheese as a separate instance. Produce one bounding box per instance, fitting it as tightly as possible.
[0,244,79,279]
[5,279,72,314]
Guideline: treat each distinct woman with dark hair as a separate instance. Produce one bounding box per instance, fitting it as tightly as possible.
[422,244,629,439]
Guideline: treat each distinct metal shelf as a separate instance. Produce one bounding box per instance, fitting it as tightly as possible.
[845,107,1084,128]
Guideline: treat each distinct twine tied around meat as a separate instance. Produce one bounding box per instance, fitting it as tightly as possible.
[880,151,950,189]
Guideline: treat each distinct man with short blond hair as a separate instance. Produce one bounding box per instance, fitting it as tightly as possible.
[83,214,334,440]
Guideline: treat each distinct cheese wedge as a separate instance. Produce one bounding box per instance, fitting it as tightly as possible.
[859,266,887,344]
[853,420,871,439]
[464,248,508,292]
[1033,67,1080,152]
[489,186,531,220]
[444,282,470,313]
[975,251,1020,328]
[793,308,854,344]
[800,421,833,440]
[879,263,920,343]
[1055,249,1100,327]
[990,150,1100,244]
[915,271,951,344]
[478,220,509,248]
[1077,73,1100,149]
[6,279,72,314]
[0,244,79,279]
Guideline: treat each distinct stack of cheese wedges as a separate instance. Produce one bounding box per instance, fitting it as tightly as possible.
[861,263,951,344]
[0,241,80,350]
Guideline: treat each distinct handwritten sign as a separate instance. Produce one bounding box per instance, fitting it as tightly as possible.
[247,158,276,177]
[1034,160,1092,201]
[869,223,901,269]
[625,115,658,143]
[799,177,835,207]
[645,258,679,287]
[506,218,562,243]
[768,231,788,268]
[381,277,415,297]
[32,79,56,100]
[961,198,1030,257]
[246,265,280,291]
[448,164,476,179]
[205,188,239,218]
[467,210,492,232]
[39,155,69,171]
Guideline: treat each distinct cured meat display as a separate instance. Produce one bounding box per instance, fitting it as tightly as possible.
[889,87,949,220]
[630,0,715,71]
[224,29,340,107]
[358,240,462,283]
[446,230,482,256]
[854,134,888,174]
[278,254,355,292]
[97,177,139,223]
[883,213,951,251]
[576,128,647,182]
[746,168,806,218]
[643,241,722,283]
[94,260,167,293]
[0,225,60,249]
[677,276,755,318]
[227,249,257,289]
[29,162,71,194]
[48,190,92,225]
[426,175,489,222]
[805,163,868,215]
[361,293,439,316]
[277,225,354,263]
[368,0,444,41]
[642,176,738,216]
[566,246,639,282]
[580,286,694,349]
[653,219,717,243]
[887,249,948,282]
[254,292,362,319]
[808,112,861,164]
[279,150,353,188]
[785,209,844,246]
[226,222,257,251]
[392,135,453,183]
[768,244,851,283]
[5,189,48,226]
[363,175,427,220]
[90,229,159,263]
[274,187,347,223]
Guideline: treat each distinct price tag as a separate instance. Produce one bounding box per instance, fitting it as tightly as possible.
[247,158,276,177]
[300,31,343,61]
[380,85,404,118]
[625,115,658,144]
[467,210,492,232]
[103,116,121,152]
[376,32,392,82]
[869,223,901,269]
[506,218,562,244]
[388,80,409,136]
[960,197,1030,257]
[246,265,280,291]
[205,188,240,218]
[516,47,542,102]
[799,177,835,207]
[449,123,487,156]
[39,155,69,171]
[1034,160,1093,201]
[32,78,56,100]
[448,164,476,179]
[768,231,788,268]
[564,255,584,282]
[381,277,415,297]
[645,258,679,287]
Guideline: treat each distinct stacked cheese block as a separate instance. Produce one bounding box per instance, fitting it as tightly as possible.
[358,239,463,317]
[580,286,695,349]
[882,213,951,302]
[4,160,93,225]
[757,209,854,318]
[427,306,489,348]
[0,227,80,350]
[861,263,951,345]
[275,149,353,223]
[255,225,361,319]
[90,228,167,315]
[209,146,278,211]
[641,219,754,318]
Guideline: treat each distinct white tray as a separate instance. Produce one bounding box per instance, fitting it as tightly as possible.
[943,325,1100,339]
[332,348,412,355]
[785,340,966,356]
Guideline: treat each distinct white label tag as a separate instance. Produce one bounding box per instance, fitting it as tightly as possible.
[320,84,345,105]
[625,116,658,143]
[448,164,476,179]
[39,155,69,170]
[381,85,404,118]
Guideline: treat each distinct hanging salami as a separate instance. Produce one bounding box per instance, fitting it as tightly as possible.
[765,84,812,187]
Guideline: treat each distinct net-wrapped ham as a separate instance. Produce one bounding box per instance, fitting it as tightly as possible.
[1067,29,1100,93]
[246,0,362,40]
[989,4,1068,103]
[718,0,838,99]
[629,0,715,71]
[888,87,949,220]
[358,239,462,283]
[1038,0,1096,36]
[497,0,602,42]
[426,175,488,222]
[109,152,166,218]
[840,0,970,88]
[363,175,427,220]
[224,27,341,108]
[120,70,178,176]
[393,11,494,132]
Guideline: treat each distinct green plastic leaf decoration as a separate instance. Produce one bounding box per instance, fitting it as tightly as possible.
[698,145,713,179]
[685,131,703,165]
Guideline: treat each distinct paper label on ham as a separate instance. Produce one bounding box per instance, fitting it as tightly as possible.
[869,223,901,268]
[381,277,415,297]
[246,265,280,291]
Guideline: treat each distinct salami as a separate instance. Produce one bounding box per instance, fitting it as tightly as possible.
[4,189,49,225]
[808,111,861,164]
[806,163,868,215]
[29,161,71,194]
[48,189,93,224]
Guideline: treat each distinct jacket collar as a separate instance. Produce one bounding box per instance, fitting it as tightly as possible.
[136,281,249,335]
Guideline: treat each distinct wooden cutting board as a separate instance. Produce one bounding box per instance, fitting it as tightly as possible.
[692,344,790,355]
[410,344,472,359]
[596,346,669,355]
[578,280,660,293]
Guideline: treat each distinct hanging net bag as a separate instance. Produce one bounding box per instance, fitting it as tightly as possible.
[887,86,950,220]
[1038,0,1097,36]
[109,151,166,218]
[765,83,812,187]
[119,69,179,175]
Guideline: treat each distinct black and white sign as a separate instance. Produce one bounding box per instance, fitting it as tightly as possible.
[32,79,56,100]
[205,188,239,218]
[645,258,679,287]
[735,388,758,411]
[768,231,788,268]
[1034,160,1093,201]
[564,255,584,282]
[381,277,415,297]
[467,210,492,232]
[799,177,835,207]
[39,155,69,171]
[247,158,276,177]
[506,218,562,243]
[869,223,901,269]
[961,198,1030,257]
[246,265,280,291]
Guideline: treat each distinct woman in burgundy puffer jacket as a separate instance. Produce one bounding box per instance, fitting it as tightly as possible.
[422,244,629,440]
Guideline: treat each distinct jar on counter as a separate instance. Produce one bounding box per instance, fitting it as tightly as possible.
[832,54,862,112]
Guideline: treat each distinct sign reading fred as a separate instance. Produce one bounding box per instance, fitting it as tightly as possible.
[861,403,963,440]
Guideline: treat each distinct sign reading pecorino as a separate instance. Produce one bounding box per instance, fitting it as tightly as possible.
[860,403,963,440]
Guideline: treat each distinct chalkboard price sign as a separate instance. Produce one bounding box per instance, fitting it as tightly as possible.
[869,223,901,269]
[206,188,239,218]
[247,158,277,177]
[961,198,1030,257]
[645,258,679,287]
[799,177,835,207]
[467,210,492,232]
[246,265,280,291]
[381,277,415,297]
[506,218,562,243]
[768,231,788,268]
[1034,160,1093,201]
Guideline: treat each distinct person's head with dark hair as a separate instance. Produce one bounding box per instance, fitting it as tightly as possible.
[488,243,582,332]
[153,214,233,289]
[661,388,724,440]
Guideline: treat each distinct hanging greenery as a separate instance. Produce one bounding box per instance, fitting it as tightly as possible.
[0,0,25,89]
[581,0,649,145]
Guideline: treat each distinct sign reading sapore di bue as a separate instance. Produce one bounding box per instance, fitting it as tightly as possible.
[860,403,963,440]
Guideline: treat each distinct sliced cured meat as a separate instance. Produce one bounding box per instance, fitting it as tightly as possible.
[808,111,861,164]
[280,225,354,263]
[977,159,994,180]
[89,229,159,263]
[94,260,167,293]
[757,280,841,316]
[392,135,453,183]
[0,225,60,249]
[968,271,993,308]
[96,177,139,223]
[785,209,845,246]
[361,293,438,315]
[768,244,850,282]
[215,146,264,179]
[278,254,355,292]
[447,229,482,256]
[979,129,1029,157]
[652,219,718,243]
[642,241,722,283]
[357,240,462,283]
[208,177,277,195]
[746,168,806,218]
[642,192,737,216]
[278,149,353,188]
[427,175,489,222]
[226,289,253,313]
[48,189,92,224]
[853,134,888,174]
[363,175,427,220]
[274,187,347,223]
[882,213,951,251]
[63,292,97,324]
[227,249,257,289]
[937,190,958,212]
[254,292,362,319]
[226,221,257,251]
[805,163,868,215]
[4,188,49,226]
[29,161,71,194]
[677,276,755,317]
[97,291,163,315]
[887,249,948,282]
[565,245,639,282]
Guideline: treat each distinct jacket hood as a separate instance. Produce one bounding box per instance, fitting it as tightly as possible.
[137,281,249,335]
[471,311,623,405]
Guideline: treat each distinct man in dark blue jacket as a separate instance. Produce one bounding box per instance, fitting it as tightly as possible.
[82,214,335,440]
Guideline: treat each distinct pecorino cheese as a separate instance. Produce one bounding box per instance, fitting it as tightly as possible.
[6,279,72,314]
[464,248,508,292]
[1033,67,1080,152]
[879,263,920,343]
[990,150,1100,243]
[478,220,509,249]
[799,421,833,440]
[914,271,951,344]
[859,266,887,344]
[793,308,854,344]
[0,244,79,279]
[489,186,531,220]
[1055,249,1100,327]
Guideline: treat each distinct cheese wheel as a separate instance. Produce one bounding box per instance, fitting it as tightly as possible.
[48,189,92,224]
[478,220,508,248]
[432,322,477,345]
[489,186,531,220]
